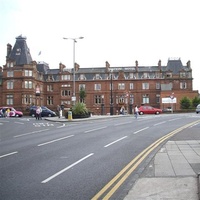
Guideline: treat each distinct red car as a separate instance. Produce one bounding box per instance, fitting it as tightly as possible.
[0,106,23,117]
[138,106,162,115]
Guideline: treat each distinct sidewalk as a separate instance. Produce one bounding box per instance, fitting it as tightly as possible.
[124,140,200,200]
[45,115,200,199]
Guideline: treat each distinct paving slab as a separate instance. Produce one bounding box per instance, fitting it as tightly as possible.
[124,177,198,200]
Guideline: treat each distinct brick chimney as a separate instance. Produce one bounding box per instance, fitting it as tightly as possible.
[75,63,80,71]
[186,60,191,68]
[135,60,138,71]
[6,43,12,61]
[59,63,66,71]
[158,60,161,70]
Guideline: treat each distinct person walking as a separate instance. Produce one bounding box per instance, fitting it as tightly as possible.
[57,105,61,118]
[36,106,42,120]
[134,105,139,119]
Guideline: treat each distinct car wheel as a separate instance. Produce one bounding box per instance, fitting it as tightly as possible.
[155,111,160,115]
[48,114,52,117]
[139,111,143,115]
[31,114,35,117]
[15,114,19,117]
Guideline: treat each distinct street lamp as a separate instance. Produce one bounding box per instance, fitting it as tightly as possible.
[63,37,84,105]
[110,70,113,115]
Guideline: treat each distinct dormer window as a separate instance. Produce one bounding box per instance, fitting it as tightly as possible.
[61,75,70,80]
[16,48,21,55]
[79,74,86,80]
[93,74,102,80]
[7,62,14,68]
[166,73,172,78]
[180,72,186,78]
[48,75,54,81]
[141,72,150,79]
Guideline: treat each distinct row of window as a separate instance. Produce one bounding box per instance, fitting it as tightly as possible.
[6,93,160,106]
[6,81,188,91]
[6,69,191,80]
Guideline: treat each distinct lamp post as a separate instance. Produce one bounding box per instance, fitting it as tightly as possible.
[63,37,84,105]
[110,71,113,115]
[101,95,104,115]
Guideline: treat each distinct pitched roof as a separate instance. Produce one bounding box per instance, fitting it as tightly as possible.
[166,58,184,74]
[8,35,33,65]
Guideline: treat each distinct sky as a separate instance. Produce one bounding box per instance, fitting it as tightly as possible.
[0,0,199,92]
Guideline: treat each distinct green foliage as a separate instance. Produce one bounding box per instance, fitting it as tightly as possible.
[79,87,86,103]
[72,102,89,115]
[192,96,200,108]
[180,96,192,109]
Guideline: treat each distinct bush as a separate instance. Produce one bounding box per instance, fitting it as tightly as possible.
[180,96,192,109]
[72,102,89,115]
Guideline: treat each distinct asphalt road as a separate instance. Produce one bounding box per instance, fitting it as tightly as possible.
[1,113,200,200]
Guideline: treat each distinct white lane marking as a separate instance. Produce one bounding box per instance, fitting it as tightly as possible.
[189,122,200,128]
[114,122,131,126]
[168,118,181,122]
[37,135,74,146]
[57,123,66,128]
[14,122,24,124]
[0,120,9,123]
[133,127,149,134]
[153,121,166,126]
[41,153,94,183]
[14,129,49,138]
[0,151,18,159]
[104,136,128,148]
[84,126,107,133]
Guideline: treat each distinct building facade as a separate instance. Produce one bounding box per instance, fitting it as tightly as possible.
[0,36,199,115]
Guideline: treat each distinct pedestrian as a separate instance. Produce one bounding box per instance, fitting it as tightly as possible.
[6,108,10,117]
[134,105,139,119]
[57,105,61,118]
[2,108,6,117]
[36,106,42,120]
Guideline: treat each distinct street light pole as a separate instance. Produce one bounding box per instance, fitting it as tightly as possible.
[63,37,84,105]
[110,71,113,115]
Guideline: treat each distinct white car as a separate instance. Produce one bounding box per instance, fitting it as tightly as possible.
[196,104,200,114]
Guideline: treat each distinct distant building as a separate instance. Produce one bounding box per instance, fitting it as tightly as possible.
[0,36,199,115]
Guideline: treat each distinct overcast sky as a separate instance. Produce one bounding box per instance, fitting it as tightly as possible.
[0,0,199,92]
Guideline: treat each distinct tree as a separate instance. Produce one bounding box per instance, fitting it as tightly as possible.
[192,96,200,108]
[180,96,192,109]
[79,87,86,103]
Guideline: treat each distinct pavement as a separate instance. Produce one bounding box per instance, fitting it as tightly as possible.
[45,115,200,200]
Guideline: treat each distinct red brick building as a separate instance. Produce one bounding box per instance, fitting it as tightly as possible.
[0,36,199,115]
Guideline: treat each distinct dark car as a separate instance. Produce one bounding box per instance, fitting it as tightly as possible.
[29,106,56,117]
[0,106,23,117]
[138,105,162,115]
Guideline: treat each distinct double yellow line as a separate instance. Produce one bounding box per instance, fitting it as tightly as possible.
[92,120,200,200]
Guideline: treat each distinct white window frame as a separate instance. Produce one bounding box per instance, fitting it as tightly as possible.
[94,84,101,90]
[142,94,149,104]
[118,83,125,90]
[7,71,13,77]
[130,83,134,90]
[142,83,149,90]
[7,81,14,89]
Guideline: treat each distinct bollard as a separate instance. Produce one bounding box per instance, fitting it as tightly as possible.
[68,111,72,120]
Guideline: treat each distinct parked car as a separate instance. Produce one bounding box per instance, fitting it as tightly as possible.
[163,107,172,112]
[29,106,56,117]
[138,105,162,115]
[196,104,200,114]
[0,106,23,117]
